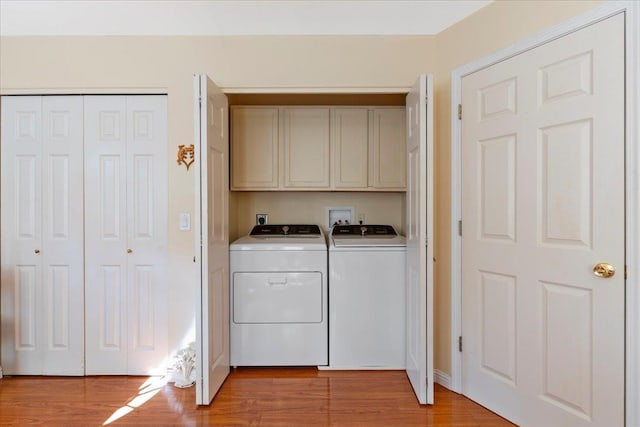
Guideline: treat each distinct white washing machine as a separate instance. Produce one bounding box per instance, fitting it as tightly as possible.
[230,224,328,366]
[328,224,406,369]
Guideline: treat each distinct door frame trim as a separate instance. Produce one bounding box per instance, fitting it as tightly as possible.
[450,2,640,426]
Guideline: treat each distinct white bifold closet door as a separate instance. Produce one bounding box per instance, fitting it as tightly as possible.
[84,95,168,375]
[1,96,85,375]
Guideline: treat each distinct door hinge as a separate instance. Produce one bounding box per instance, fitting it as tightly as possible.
[458,104,462,120]
[458,336,463,352]
[458,220,462,237]
[625,265,628,280]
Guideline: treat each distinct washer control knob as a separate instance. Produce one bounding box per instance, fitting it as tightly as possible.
[282,225,290,235]
[360,226,367,236]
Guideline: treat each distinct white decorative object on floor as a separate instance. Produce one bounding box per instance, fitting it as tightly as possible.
[172,344,196,388]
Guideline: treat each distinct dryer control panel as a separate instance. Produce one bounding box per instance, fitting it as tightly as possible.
[250,224,321,236]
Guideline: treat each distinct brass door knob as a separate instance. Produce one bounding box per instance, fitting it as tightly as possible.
[593,262,615,278]
[34,249,40,254]
[127,249,133,254]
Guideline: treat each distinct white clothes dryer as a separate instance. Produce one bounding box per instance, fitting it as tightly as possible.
[230,224,328,366]
[328,224,406,369]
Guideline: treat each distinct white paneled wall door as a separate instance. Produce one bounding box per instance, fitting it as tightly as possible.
[460,14,624,426]
[1,96,85,375]
[84,95,168,375]
[1,95,168,376]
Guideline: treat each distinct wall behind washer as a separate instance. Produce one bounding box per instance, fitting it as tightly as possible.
[232,191,405,241]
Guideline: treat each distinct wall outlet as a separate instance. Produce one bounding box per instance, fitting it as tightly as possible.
[256,214,268,225]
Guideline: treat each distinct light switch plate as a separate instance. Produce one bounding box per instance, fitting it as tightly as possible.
[179,213,191,231]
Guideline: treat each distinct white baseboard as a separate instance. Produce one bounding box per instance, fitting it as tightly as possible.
[434,369,452,390]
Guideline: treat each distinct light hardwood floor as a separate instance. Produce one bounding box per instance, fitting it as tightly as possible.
[0,367,514,426]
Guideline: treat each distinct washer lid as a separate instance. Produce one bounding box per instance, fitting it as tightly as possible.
[331,236,406,248]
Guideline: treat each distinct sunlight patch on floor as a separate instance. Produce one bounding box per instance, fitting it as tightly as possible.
[103,376,169,425]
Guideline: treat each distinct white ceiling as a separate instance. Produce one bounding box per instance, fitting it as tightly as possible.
[0,0,492,36]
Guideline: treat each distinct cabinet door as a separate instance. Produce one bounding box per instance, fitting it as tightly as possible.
[331,108,368,189]
[282,108,330,189]
[231,107,279,190]
[371,108,406,190]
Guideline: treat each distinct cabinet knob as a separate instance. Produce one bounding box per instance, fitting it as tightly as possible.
[127,248,133,254]
[34,249,40,254]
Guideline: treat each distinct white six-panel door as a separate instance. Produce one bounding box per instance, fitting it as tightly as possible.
[461,14,624,426]
[195,75,230,405]
[84,95,168,375]
[405,74,434,405]
[1,96,85,375]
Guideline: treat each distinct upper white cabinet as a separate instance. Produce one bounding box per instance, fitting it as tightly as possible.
[331,108,369,189]
[282,108,331,189]
[231,107,279,190]
[371,108,406,190]
[230,105,405,191]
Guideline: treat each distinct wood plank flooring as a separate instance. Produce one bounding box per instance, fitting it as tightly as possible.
[0,367,514,426]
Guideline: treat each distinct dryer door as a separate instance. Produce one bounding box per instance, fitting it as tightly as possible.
[233,272,323,324]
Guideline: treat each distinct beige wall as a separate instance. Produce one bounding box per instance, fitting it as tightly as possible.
[0,34,435,363]
[0,0,604,376]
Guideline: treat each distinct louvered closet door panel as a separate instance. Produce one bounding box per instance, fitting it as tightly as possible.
[41,96,85,374]
[1,96,44,374]
[125,96,168,375]
[84,96,129,374]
